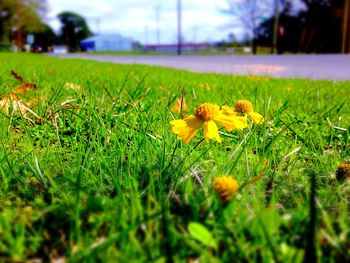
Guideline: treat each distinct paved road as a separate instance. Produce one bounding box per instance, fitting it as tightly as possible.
[51,54,350,81]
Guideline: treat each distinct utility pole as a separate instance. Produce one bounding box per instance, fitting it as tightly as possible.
[342,0,349,53]
[177,0,182,55]
[156,6,160,45]
[272,0,280,54]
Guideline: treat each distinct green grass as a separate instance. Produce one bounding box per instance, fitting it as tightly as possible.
[0,53,350,262]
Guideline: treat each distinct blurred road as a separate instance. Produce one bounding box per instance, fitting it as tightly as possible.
[51,54,350,81]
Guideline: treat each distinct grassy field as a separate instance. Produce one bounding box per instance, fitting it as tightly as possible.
[0,53,349,262]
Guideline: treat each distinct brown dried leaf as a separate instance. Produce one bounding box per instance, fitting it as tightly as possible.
[0,96,10,113]
[26,96,45,106]
[13,82,37,94]
[9,93,20,101]
[170,96,188,115]
[11,70,24,83]
[0,94,31,115]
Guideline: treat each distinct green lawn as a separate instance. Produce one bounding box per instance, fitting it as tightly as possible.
[0,53,349,262]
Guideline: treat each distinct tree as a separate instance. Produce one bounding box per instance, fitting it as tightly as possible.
[0,0,47,48]
[257,1,300,53]
[223,0,273,54]
[298,0,343,53]
[256,0,346,53]
[32,23,60,51]
[57,11,92,52]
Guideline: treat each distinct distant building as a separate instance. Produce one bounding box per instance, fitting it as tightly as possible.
[145,43,208,52]
[80,34,133,52]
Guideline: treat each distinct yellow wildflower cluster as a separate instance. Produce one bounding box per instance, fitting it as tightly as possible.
[170,99,263,144]
[213,175,239,203]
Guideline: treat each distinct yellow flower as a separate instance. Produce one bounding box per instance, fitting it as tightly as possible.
[222,99,264,125]
[170,103,247,144]
[170,96,188,114]
[213,175,239,203]
[286,85,293,92]
[199,83,211,90]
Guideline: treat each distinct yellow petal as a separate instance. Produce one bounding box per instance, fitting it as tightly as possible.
[221,106,237,116]
[204,120,221,143]
[249,112,264,124]
[214,113,247,131]
[170,115,202,144]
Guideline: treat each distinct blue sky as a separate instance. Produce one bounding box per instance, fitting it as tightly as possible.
[46,0,244,44]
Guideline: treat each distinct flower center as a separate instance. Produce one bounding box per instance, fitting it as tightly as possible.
[195,103,219,121]
[213,175,239,203]
[234,100,253,113]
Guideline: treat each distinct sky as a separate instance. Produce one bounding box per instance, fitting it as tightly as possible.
[46,0,304,45]
[46,0,243,44]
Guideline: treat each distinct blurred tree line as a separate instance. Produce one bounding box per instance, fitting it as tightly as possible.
[258,0,350,53]
[1,0,349,53]
[226,0,350,54]
[0,0,91,52]
[0,0,47,50]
